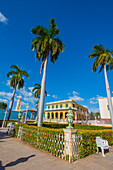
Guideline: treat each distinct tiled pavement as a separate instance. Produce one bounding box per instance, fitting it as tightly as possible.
[0,128,113,170]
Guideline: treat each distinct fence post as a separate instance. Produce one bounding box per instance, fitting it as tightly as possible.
[63,129,76,162]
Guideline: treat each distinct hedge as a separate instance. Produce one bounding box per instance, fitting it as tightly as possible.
[13,124,64,157]
[78,130,113,158]
[27,122,112,130]
[13,124,113,159]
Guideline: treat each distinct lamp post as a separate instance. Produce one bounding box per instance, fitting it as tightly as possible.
[2,107,8,128]
[24,103,29,123]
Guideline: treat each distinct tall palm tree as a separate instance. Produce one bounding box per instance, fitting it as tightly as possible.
[7,65,29,121]
[32,83,47,111]
[89,45,113,128]
[31,18,64,126]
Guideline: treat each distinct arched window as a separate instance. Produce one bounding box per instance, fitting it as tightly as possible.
[65,112,68,118]
[48,113,50,119]
[60,112,63,119]
[56,112,58,119]
[52,113,54,119]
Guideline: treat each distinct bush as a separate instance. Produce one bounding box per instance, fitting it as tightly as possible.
[78,129,113,158]
[74,124,112,130]
[13,124,113,159]
[13,124,64,157]
[27,122,111,130]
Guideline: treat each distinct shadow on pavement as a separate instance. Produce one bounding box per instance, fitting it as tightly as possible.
[0,155,35,169]
[5,155,35,168]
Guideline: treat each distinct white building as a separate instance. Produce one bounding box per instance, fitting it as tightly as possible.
[98,97,113,124]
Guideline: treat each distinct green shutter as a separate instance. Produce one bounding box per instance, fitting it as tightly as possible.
[52,105,54,108]
[60,104,62,108]
[66,104,68,107]
[56,105,58,108]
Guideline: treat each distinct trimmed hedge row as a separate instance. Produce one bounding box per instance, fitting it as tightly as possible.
[13,124,64,156]
[79,130,113,158]
[13,124,113,159]
[27,122,112,130]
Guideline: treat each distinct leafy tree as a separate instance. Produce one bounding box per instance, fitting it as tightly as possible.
[31,18,64,126]
[89,45,113,128]
[32,83,47,111]
[0,102,7,110]
[7,65,29,120]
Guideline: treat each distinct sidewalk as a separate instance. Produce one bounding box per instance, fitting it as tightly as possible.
[0,128,113,170]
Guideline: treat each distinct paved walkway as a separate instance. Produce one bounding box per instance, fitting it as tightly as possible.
[0,128,113,170]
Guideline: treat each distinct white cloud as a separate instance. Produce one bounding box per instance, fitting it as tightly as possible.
[69,92,84,101]
[0,12,8,23]
[21,101,27,106]
[47,94,50,97]
[0,98,8,103]
[28,87,34,92]
[90,95,102,104]
[90,108,100,113]
[16,96,22,99]
[6,80,10,86]
[73,91,79,95]
[0,91,13,100]
[18,87,32,97]
[52,95,58,99]
[24,97,37,104]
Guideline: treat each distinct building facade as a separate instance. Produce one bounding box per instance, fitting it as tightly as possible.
[45,99,89,122]
[98,97,113,123]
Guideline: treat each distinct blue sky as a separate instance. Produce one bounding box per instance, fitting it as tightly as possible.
[0,0,113,112]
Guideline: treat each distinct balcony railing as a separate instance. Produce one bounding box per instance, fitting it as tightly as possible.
[45,107,77,111]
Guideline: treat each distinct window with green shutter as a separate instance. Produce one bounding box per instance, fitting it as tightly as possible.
[48,106,50,109]
[52,105,54,109]
[66,104,68,107]
[56,105,58,108]
[60,104,62,108]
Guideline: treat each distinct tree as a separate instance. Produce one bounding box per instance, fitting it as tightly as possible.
[0,102,7,110]
[31,18,64,126]
[32,83,47,111]
[7,65,29,120]
[89,45,113,128]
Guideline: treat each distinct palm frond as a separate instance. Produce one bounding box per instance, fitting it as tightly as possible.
[18,78,24,89]
[21,71,29,78]
[10,65,20,71]
[92,45,104,52]
[7,71,18,77]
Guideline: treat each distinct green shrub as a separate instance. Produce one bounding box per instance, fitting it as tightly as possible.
[13,124,113,159]
[78,129,113,158]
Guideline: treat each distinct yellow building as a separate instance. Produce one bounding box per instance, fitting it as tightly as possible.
[45,99,89,122]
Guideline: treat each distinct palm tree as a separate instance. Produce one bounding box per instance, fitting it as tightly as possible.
[31,18,64,126]
[89,45,113,128]
[32,83,47,111]
[7,65,29,120]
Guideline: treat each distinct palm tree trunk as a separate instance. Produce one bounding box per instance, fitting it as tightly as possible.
[38,57,48,126]
[104,65,113,128]
[7,87,16,121]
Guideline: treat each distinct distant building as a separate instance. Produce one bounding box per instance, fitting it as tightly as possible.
[0,108,37,121]
[45,99,89,122]
[15,98,21,111]
[98,97,113,124]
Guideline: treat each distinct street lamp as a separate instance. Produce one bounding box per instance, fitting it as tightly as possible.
[24,103,29,123]
[2,107,8,128]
